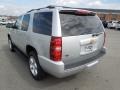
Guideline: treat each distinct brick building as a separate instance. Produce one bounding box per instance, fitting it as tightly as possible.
[83,8,120,21]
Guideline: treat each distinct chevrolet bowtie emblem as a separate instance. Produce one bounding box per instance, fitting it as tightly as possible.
[90,38,96,44]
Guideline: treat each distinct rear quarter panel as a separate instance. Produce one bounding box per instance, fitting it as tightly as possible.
[30,33,51,59]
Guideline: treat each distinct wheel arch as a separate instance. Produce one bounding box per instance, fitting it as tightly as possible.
[8,34,10,39]
[26,45,38,56]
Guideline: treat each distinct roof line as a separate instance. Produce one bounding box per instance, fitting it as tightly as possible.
[27,5,120,13]
[26,5,89,13]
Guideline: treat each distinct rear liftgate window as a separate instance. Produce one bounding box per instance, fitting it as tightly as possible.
[59,10,104,36]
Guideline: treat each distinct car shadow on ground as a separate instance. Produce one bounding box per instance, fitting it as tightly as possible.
[2,44,82,89]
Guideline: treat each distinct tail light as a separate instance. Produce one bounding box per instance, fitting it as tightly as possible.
[50,36,62,61]
[103,32,106,46]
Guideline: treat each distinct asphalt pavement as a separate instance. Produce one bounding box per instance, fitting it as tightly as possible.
[0,26,120,90]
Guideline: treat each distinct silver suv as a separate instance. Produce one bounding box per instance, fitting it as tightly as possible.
[7,6,106,80]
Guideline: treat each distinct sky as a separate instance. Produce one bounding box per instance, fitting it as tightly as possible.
[0,0,120,16]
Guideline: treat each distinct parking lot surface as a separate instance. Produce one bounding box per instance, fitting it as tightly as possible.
[0,26,120,90]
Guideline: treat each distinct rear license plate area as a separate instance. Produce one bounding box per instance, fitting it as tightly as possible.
[85,44,93,52]
[80,44,95,55]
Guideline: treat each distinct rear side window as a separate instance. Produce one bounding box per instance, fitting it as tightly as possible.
[33,12,52,35]
[60,11,104,36]
[21,14,30,31]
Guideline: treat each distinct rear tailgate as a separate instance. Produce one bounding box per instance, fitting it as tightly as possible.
[62,33,104,65]
[59,10,105,67]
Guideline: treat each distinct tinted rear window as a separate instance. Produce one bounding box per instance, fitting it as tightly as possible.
[60,13,104,36]
[33,12,52,35]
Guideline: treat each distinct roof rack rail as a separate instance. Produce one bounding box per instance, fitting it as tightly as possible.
[27,5,83,13]
[27,9,35,13]
[46,5,81,9]
[46,5,56,8]
[27,7,47,13]
[27,5,58,13]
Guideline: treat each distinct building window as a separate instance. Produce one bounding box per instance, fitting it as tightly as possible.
[112,14,117,20]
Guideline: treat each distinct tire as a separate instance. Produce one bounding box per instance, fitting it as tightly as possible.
[8,37,15,52]
[28,51,46,80]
